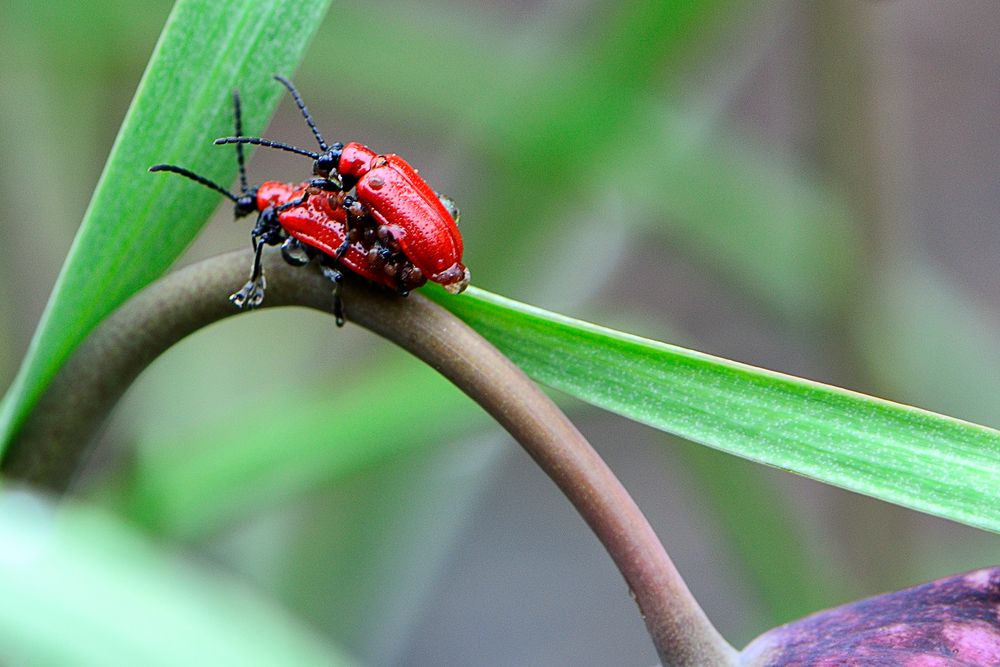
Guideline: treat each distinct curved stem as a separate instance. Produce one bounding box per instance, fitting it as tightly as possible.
[4,249,737,666]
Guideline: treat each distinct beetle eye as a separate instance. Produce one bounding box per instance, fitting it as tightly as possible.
[437,193,461,225]
[235,195,256,217]
[314,152,336,177]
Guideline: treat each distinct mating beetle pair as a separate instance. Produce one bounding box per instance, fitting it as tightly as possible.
[151,76,469,325]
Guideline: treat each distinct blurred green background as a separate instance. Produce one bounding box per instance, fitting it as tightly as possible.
[2,1,999,664]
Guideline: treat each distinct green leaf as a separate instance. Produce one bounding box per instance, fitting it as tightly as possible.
[0,488,358,666]
[0,0,331,456]
[429,287,1000,533]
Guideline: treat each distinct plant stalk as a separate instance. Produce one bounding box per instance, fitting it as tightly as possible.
[4,249,737,665]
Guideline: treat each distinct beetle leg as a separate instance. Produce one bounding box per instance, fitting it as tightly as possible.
[274,193,308,213]
[324,195,359,272]
[320,263,345,327]
[306,176,343,193]
[231,207,286,309]
[280,237,311,266]
[230,236,267,309]
[334,236,351,263]
[393,269,410,297]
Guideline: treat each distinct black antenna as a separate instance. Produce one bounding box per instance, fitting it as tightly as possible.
[149,164,239,203]
[214,136,320,159]
[149,89,255,204]
[274,74,328,151]
[150,92,262,218]
[232,90,250,196]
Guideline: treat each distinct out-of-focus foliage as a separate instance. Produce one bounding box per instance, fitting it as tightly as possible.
[0,488,357,666]
[431,286,1000,533]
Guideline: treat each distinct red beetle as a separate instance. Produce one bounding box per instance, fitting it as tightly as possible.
[262,181,428,294]
[216,75,470,295]
[150,91,430,325]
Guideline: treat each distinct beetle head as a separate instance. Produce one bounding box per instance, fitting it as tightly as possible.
[233,191,258,218]
[313,143,344,179]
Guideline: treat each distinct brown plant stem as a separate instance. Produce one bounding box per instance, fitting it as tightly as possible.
[4,248,737,666]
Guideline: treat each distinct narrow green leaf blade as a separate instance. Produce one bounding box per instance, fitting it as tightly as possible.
[0,488,358,666]
[0,0,330,455]
[431,288,1000,533]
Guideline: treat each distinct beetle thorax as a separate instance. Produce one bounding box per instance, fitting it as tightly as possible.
[338,142,379,182]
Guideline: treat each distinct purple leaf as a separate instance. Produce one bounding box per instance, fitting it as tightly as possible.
[742,567,1000,666]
